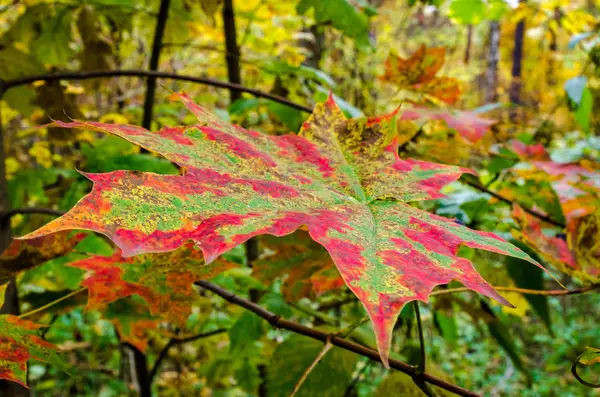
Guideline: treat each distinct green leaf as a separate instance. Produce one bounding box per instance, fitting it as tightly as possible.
[268,101,305,132]
[30,6,75,66]
[505,240,552,332]
[229,312,264,353]
[448,0,486,24]
[266,334,359,397]
[258,292,294,318]
[575,88,593,133]
[434,311,458,342]
[482,301,528,377]
[296,0,371,48]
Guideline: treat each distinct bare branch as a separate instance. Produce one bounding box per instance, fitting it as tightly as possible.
[431,284,600,297]
[195,280,482,397]
[148,328,227,384]
[0,207,65,221]
[2,70,312,113]
[464,180,565,228]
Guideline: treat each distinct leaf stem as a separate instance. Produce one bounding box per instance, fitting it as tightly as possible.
[431,284,600,297]
[18,288,86,319]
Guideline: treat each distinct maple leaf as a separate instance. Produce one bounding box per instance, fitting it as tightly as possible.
[22,93,543,367]
[68,242,237,325]
[0,284,66,387]
[401,107,496,143]
[512,205,599,283]
[380,46,462,104]
[253,232,343,301]
[0,232,85,279]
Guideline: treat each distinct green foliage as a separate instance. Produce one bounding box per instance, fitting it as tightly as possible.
[266,334,359,397]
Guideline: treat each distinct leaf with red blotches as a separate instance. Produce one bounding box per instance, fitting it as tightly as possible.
[401,107,496,143]
[0,232,85,279]
[68,242,238,325]
[0,313,67,387]
[512,205,599,283]
[102,297,159,352]
[380,46,462,104]
[21,93,543,367]
[253,232,344,301]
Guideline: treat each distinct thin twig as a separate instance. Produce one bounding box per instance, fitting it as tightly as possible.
[343,360,372,397]
[430,284,600,297]
[18,288,86,319]
[464,180,566,228]
[148,328,227,383]
[2,70,313,113]
[414,302,426,373]
[195,280,482,397]
[290,336,334,397]
[0,207,65,220]
[412,302,439,397]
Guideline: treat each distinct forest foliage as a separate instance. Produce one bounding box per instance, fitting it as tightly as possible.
[0,0,599,396]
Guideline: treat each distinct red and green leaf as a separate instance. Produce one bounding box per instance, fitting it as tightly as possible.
[22,93,543,367]
[253,232,344,301]
[0,312,66,387]
[380,46,462,104]
[512,205,599,283]
[68,242,238,325]
[401,107,496,143]
[0,232,85,279]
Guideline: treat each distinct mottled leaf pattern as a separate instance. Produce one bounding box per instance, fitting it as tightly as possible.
[253,232,343,300]
[0,232,85,279]
[401,107,496,143]
[22,93,542,366]
[68,242,237,325]
[512,205,599,283]
[380,46,462,104]
[0,314,66,387]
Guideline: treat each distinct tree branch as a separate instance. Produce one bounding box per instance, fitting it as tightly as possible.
[464,180,566,228]
[2,70,312,113]
[0,207,65,221]
[148,328,227,384]
[194,280,482,397]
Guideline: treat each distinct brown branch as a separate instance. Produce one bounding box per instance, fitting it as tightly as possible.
[195,280,482,397]
[1,70,313,113]
[464,181,566,228]
[0,207,65,221]
[431,284,600,297]
[148,328,227,384]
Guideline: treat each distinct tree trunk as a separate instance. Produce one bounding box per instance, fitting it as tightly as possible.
[222,0,242,103]
[142,0,171,130]
[464,25,473,64]
[486,21,500,104]
[509,3,526,122]
[126,344,151,397]
[0,85,28,397]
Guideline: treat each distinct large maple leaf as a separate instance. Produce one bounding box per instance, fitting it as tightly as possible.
[21,93,543,366]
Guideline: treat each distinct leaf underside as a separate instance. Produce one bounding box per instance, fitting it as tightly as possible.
[22,93,543,366]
